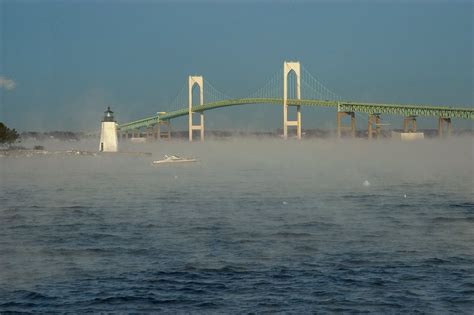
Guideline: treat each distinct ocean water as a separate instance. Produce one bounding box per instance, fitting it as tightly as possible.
[1,137,473,313]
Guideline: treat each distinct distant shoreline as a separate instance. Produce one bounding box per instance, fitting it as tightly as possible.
[18,129,474,141]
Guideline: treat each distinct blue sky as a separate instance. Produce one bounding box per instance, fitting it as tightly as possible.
[0,0,472,131]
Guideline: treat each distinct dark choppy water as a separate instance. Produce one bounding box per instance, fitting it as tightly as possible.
[1,138,473,313]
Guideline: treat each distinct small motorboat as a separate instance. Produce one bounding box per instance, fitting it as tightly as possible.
[152,155,197,165]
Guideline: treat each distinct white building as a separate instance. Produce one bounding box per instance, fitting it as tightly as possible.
[99,106,118,152]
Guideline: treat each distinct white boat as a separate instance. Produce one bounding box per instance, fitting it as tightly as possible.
[152,155,197,164]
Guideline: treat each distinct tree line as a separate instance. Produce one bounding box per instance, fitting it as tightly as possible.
[0,122,19,145]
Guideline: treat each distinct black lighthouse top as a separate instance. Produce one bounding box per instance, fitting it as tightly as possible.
[102,106,115,122]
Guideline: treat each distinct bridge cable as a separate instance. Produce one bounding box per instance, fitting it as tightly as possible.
[165,81,187,114]
[203,78,232,103]
[246,70,283,99]
[301,66,342,102]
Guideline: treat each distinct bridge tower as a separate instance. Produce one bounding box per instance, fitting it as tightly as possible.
[188,76,204,142]
[283,61,301,139]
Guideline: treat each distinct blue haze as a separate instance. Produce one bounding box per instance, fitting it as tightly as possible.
[0,0,472,131]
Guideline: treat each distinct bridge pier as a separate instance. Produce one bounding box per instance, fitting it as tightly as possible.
[337,111,356,139]
[145,128,153,141]
[188,76,205,142]
[157,120,171,140]
[368,113,381,140]
[403,116,417,132]
[283,61,302,139]
[438,117,452,138]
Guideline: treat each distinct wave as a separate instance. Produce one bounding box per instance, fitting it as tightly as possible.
[431,217,474,223]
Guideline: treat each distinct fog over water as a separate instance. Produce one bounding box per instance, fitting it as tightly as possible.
[1,137,473,312]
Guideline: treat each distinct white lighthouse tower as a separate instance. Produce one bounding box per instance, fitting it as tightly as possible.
[99,106,118,152]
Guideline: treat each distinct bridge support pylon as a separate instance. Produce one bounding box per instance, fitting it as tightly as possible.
[438,117,452,138]
[145,127,154,141]
[368,113,381,140]
[156,120,171,140]
[283,61,301,139]
[188,76,204,142]
[337,111,356,139]
[403,116,417,133]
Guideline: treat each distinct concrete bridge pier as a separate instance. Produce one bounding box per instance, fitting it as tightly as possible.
[145,127,155,141]
[368,113,381,140]
[337,111,356,139]
[438,117,452,137]
[188,76,205,142]
[403,116,417,132]
[283,106,301,139]
[143,128,149,140]
[157,120,171,140]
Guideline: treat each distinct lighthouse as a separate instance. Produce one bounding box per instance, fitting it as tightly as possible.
[99,106,118,152]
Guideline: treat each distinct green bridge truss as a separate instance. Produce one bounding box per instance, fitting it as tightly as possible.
[117,98,474,132]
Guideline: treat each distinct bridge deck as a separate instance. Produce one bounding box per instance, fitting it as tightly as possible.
[117,98,473,131]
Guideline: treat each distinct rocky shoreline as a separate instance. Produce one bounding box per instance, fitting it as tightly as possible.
[0,149,152,158]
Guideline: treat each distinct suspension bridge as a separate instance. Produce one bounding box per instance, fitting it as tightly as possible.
[116,61,473,141]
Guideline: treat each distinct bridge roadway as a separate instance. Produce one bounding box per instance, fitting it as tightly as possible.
[117,98,474,132]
